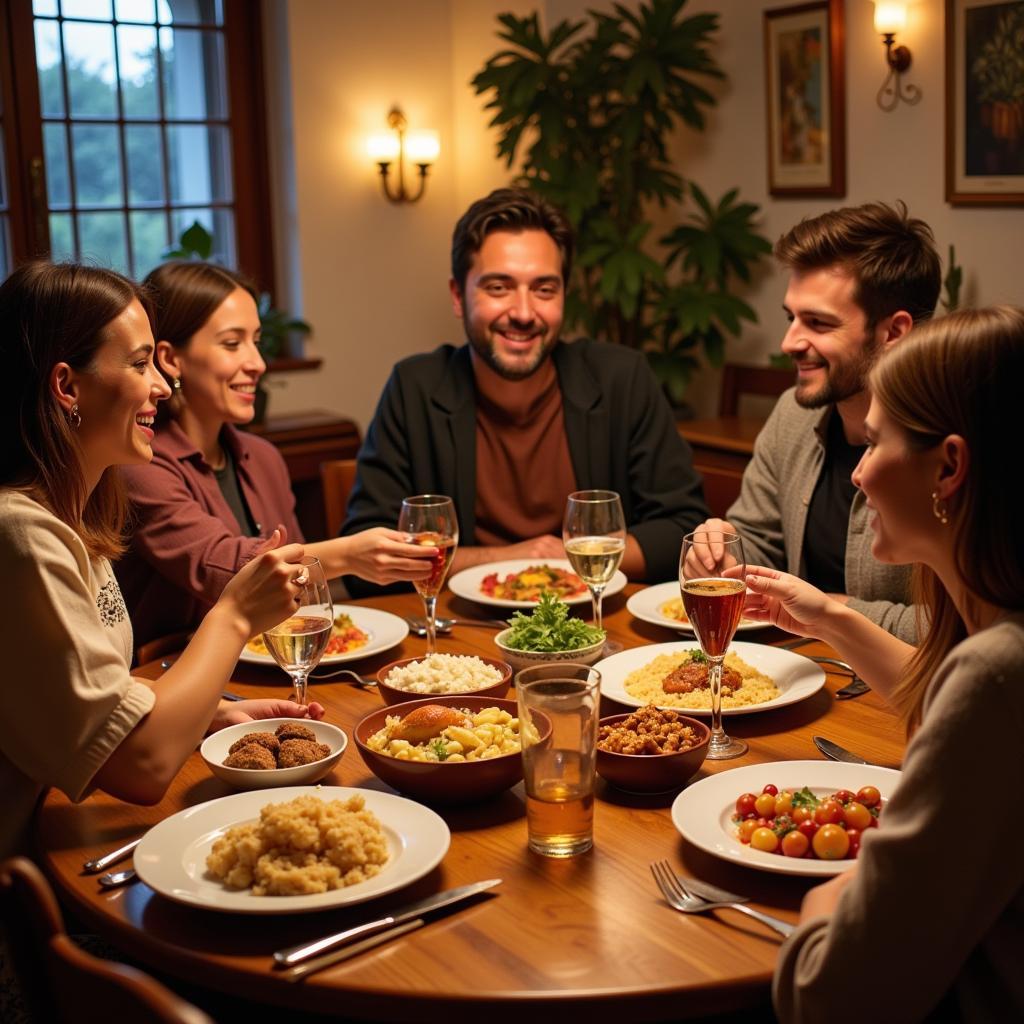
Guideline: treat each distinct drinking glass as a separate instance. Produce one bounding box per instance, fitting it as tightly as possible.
[261,557,332,705]
[398,495,459,656]
[563,490,625,634]
[516,664,601,858]
[679,530,748,760]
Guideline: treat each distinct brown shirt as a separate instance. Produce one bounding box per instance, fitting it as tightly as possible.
[471,349,577,545]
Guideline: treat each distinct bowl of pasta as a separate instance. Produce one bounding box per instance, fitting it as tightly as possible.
[353,695,546,804]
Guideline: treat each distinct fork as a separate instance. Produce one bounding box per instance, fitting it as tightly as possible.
[308,667,376,685]
[650,861,794,938]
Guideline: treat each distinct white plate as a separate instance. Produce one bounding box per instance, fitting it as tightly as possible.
[133,785,450,914]
[448,558,627,609]
[238,605,408,666]
[671,760,900,877]
[595,640,826,716]
[627,581,770,634]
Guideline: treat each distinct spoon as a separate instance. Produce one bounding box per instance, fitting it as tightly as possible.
[98,868,138,888]
[405,616,507,637]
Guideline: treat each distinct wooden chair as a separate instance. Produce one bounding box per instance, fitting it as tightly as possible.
[718,362,794,417]
[320,457,359,537]
[134,629,193,668]
[0,857,214,1024]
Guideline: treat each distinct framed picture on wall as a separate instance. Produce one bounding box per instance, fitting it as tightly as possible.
[946,0,1024,205]
[763,0,846,197]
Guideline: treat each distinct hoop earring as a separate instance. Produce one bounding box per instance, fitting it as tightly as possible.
[172,376,182,392]
[931,490,949,525]
[68,403,81,430]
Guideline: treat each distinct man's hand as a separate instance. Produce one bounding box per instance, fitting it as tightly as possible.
[451,534,565,572]
[682,519,739,578]
[207,698,326,733]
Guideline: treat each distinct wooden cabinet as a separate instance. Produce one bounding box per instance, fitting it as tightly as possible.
[679,416,764,518]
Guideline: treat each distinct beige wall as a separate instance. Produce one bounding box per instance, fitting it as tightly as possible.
[267,0,1024,426]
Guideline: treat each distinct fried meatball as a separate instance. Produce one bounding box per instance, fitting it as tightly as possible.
[228,731,280,756]
[275,722,316,743]
[224,744,276,770]
[662,660,741,695]
[278,738,331,768]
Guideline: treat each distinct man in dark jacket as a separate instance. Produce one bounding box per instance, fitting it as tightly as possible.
[342,188,708,593]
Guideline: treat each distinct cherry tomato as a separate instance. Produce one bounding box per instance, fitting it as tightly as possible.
[812,824,851,860]
[814,799,844,826]
[754,793,777,818]
[762,784,779,797]
[781,830,810,858]
[845,829,862,858]
[834,789,855,805]
[736,793,758,816]
[843,801,872,831]
[791,806,812,826]
[737,819,759,843]
[774,792,794,816]
[856,785,881,808]
[797,819,819,840]
[750,827,779,853]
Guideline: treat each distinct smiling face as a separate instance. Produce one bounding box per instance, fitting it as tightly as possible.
[450,229,564,380]
[160,287,265,429]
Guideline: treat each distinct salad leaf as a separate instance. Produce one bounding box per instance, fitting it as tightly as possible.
[430,738,449,762]
[791,786,820,809]
[504,592,605,651]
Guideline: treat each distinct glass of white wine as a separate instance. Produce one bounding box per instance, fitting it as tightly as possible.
[563,490,626,635]
[261,557,332,705]
[399,495,459,656]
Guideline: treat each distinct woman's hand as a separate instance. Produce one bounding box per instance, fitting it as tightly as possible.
[743,565,840,638]
[338,528,439,584]
[207,698,325,733]
[217,535,307,639]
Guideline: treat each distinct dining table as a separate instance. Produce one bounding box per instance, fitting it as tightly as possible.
[34,583,906,1022]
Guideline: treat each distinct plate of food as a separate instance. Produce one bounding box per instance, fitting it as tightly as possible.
[447,558,627,609]
[595,640,825,716]
[627,581,770,634]
[133,785,450,913]
[239,606,408,666]
[671,760,900,876]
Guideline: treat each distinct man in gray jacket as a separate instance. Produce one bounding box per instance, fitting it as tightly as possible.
[692,202,941,641]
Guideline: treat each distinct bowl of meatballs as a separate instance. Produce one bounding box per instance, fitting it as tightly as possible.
[200,718,347,789]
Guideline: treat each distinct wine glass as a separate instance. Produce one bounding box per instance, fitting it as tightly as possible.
[399,495,459,656]
[261,557,332,705]
[563,490,626,636]
[679,530,747,760]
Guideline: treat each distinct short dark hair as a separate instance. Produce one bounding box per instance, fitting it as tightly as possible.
[774,201,941,327]
[450,187,574,292]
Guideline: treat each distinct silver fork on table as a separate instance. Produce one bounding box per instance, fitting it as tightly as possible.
[650,861,794,938]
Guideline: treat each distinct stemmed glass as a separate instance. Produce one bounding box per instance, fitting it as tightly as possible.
[679,530,748,760]
[563,490,626,636]
[261,557,333,705]
[399,495,459,656]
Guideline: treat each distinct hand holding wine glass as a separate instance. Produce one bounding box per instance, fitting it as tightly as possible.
[261,557,332,705]
[680,530,747,760]
[399,495,458,655]
[563,490,626,635]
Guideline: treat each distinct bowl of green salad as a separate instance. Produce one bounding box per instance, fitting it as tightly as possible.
[494,593,607,674]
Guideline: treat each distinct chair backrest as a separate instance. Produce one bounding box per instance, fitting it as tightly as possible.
[0,857,214,1024]
[134,629,193,668]
[320,457,359,537]
[718,362,794,417]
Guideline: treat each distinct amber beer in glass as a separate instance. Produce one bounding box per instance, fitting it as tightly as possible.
[399,496,459,655]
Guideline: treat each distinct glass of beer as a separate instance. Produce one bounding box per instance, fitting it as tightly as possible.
[563,490,626,634]
[679,530,747,760]
[516,664,601,858]
[398,495,459,656]
[261,557,332,705]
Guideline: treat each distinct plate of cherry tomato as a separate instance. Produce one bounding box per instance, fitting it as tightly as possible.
[670,760,901,876]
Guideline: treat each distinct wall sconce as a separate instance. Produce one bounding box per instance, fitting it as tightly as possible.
[366,107,439,204]
[874,3,921,111]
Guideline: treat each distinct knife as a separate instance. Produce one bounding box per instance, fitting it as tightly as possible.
[813,736,869,765]
[684,876,749,905]
[273,878,502,967]
[82,836,143,874]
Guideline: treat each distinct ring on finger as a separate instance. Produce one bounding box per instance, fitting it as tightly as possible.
[294,571,308,586]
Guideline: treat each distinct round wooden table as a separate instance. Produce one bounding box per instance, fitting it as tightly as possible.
[35,587,904,1022]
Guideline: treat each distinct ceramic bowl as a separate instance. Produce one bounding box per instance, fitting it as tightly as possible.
[375,655,512,706]
[595,712,709,794]
[200,718,347,789]
[493,628,606,675]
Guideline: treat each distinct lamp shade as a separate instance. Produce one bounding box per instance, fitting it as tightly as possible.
[874,2,907,34]
[406,131,440,164]
[367,133,400,161]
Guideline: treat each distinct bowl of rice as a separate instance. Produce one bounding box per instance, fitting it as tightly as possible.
[375,653,512,706]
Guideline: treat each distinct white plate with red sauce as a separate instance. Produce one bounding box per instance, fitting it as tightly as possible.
[671,760,900,876]
[448,558,627,609]
[627,581,770,634]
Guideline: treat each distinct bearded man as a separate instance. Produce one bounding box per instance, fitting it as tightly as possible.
[690,202,941,640]
[341,188,709,593]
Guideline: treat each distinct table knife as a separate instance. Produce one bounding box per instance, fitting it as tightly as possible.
[813,736,869,765]
[684,877,749,904]
[273,878,501,967]
[82,836,143,873]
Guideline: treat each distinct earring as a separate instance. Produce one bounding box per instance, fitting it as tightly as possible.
[931,490,949,525]
[68,403,81,430]
[172,376,182,392]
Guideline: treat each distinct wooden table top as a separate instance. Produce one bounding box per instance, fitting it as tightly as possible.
[35,586,905,1022]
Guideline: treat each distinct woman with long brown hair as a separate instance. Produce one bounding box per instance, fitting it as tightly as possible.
[0,261,319,861]
[117,261,434,649]
[744,306,1024,1021]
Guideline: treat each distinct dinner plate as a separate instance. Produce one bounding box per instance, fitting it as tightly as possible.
[447,558,627,609]
[238,605,408,666]
[671,760,901,877]
[133,785,450,913]
[595,640,826,716]
[626,581,770,634]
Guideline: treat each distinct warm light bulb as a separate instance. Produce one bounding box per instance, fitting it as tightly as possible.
[405,131,440,164]
[367,133,400,162]
[874,2,907,34]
